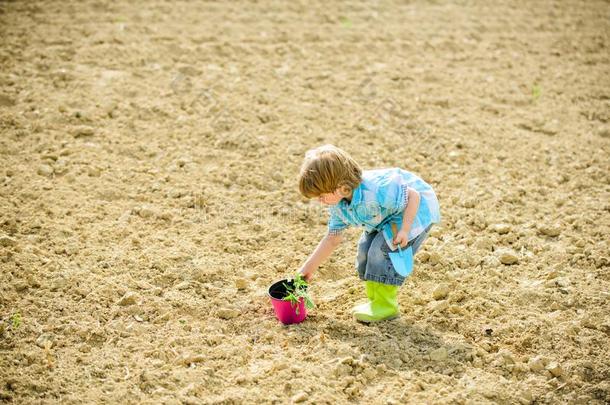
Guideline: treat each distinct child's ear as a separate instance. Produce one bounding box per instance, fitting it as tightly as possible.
[339,185,351,197]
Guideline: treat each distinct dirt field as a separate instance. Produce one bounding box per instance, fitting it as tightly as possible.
[1,0,609,403]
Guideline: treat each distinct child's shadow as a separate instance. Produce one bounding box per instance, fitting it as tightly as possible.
[317,314,472,378]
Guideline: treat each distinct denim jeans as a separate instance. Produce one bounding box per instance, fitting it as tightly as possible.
[356,225,432,286]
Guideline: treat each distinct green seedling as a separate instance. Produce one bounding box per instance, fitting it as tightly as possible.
[282,274,315,315]
[10,312,22,329]
[339,16,352,28]
[532,84,541,101]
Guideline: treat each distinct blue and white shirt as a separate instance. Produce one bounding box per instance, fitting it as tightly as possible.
[328,168,441,250]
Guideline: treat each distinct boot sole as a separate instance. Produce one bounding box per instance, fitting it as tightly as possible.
[354,313,399,323]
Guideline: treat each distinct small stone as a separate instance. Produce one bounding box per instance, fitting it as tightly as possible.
[339,356,355,366]
[413,295,427,305]
[0,235,17,247]
[217,307,239,320]
[431,300,449,312]
[42,153,58,162]
[538,224,561,237]
[291,391,308,403]
[37,164,54,177]
[428,252,441,265]
[167,188,182,197]
[497,249,519,265]
[481,389,496,399]
[462,198,476,208]
[448,305,463,314]
[498,349,515,365]
[177,65,201,77]
[333,363,351,377]
[14,282,28,292]
[0,94,16,106]
[64,245,78,256]
[544,279,557,288]
[362,367,377,380]
[432,284,450,300]
[117,292,138,306]
[414,380,426,391]
[528,356,545,372]
[235,278,248,290]
[546,362,563,377]
[137,206,155,218]
[102,101,118,117]
[565,322,580,336]
[541,120,559,136]
[579,315,597,329]
[491,223,511,234]
[157,211,172,221]
[518,390,533,405]
[51,277,68,291]
[35,333,55,349]
[26,276,40,288]
[483,254,501,267]
[448,150,461,160]
[54,158,69,175]
[475,237,493,251]
[429,347,448,361]
[176,353,206,366]
[87,167,101,177]
[545,270,559,280]
[417,252,430,263]
[176,157,190,168]
[72,126,95,138]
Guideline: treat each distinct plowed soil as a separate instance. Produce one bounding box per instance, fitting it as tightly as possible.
[1,0,609,403]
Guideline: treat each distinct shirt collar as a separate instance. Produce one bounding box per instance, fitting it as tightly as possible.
[341,182,363,209]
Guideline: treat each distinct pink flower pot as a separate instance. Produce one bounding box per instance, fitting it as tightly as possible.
[268,279,308,325]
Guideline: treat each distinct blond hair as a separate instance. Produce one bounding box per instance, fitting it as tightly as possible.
[298,144,362,198]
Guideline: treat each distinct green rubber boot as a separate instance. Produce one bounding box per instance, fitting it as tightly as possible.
[351,281,376,315]
[353,281,399,323]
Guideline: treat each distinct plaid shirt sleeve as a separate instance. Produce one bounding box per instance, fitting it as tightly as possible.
[328,206,348,235]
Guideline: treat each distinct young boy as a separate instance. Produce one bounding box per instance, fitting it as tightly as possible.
[297,144,441,322]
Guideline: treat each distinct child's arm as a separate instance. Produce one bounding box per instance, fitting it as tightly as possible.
[299,233,343,281]
[394,188,420,247]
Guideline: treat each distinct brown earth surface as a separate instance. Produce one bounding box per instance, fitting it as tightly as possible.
[1,0,609,403]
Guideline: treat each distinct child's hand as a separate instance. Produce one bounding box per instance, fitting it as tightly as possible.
[393,229,409,248]
[299,266,314,282]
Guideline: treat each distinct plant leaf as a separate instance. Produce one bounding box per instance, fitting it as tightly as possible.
[304,296,315,309]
